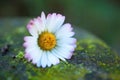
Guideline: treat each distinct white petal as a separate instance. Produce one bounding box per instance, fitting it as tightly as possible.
[36,50,43,67]
[23,36,37,48]
[56,30,75,39]
[33,49,42,64]
[46,52,52,67]
[52,48,66,61]
[51,14,65,32]
[46,13,65,32]
[55,45,74,59]
[60,23,73,32]
[25,44,42,64]
[46,13,56,31]
[47,52,60,65]
[56,23,74,38]
[57,38,76,45]
[36,60,41,67]
[36,52,43,67]
[41,52,48,68]
[33,18,45,34]
[60,44,75,52]
[41,12,46,26]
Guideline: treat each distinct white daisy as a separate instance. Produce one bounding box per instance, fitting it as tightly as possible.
[23,12,76,68]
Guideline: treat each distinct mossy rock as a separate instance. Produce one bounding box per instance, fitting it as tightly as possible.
[0,19,120,80]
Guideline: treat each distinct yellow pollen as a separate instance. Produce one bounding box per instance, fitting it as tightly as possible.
[38,32,56,50]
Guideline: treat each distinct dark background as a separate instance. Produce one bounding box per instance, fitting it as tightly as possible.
[0,0,120,53]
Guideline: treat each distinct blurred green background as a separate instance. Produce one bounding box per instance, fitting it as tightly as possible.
[0,0,120,53]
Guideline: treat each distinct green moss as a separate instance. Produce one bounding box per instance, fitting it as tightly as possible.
[16,51,24,59]
[75,38,120,79]
[25,63,90,80]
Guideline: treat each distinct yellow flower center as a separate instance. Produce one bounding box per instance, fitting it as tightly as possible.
[38,32,56,50]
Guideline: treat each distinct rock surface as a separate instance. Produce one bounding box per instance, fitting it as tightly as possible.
[0,19,120,80]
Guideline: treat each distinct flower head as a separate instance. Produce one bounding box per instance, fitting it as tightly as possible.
[23,12,76,68]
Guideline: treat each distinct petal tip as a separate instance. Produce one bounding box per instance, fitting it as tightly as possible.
[67,52,74,59]
[41,11,45,17]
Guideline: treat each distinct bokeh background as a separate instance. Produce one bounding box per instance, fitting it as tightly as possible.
[0,0,120,53]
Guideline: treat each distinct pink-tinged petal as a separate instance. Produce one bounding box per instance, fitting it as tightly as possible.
[67,52,74,59]
[23,42,28,48]
[33,18,42,29]
[62,23,73,31]
[23,41,37,48]
[33,17,45,33]
[24,36,37,43]
[24,36,32,42]
[27,20,38,37]
[25,45,42,64]
[23,42,32,48]
[47,13,52,20]
[24,53,32,61]
[72,44,77,50]
[73,38,77,44]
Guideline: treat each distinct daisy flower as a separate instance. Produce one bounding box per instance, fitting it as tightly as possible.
[23,12,76,68]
